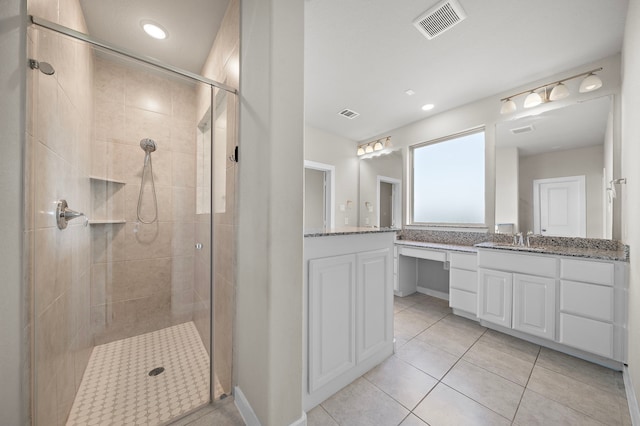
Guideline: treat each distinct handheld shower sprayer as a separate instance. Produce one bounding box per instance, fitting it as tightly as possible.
[137,138,158,224]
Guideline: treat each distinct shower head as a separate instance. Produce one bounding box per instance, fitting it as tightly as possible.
[140,138,157,153]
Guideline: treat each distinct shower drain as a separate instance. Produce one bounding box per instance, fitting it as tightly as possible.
[148,367,165,377]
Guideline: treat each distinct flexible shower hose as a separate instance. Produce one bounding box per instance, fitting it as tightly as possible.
[137,152,158,224]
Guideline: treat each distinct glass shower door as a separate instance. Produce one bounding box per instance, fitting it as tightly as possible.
[27,22,227,425]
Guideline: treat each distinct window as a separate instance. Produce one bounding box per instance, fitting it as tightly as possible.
[411,128,485,225]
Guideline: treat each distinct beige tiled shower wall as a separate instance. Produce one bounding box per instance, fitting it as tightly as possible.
[26,0,94,424]
[194,0,239,397]
[89,55,199,346]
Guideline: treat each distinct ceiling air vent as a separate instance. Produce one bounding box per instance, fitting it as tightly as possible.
[413,0,467,40]
[338,108,360,119]
[510,125,535,135]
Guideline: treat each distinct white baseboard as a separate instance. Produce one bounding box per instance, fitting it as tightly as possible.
[234,386,307,426]
[623,366,640,426]
[416,286,449,301]
[289,411,307,426]
[234,386,260,426]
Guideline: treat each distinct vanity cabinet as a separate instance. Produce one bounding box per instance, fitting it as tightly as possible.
[449,252,478,315]
[477,248,627,362]
[304,231,395,410]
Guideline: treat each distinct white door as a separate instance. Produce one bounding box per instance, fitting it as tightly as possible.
[478,269,513,328]
[534,176,586,237]
[512,274,556,340]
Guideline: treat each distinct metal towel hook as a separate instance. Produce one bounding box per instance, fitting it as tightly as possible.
[56,200,88,230]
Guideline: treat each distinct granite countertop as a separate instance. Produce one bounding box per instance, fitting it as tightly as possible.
[395,239,478,253]
[304,227,400,238]
[474,241,629,262]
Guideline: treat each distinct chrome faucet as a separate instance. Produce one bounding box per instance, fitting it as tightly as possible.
[515,232,524,246]
[526,231,534,247]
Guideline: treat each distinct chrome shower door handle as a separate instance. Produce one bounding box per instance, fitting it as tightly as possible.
[56,199,87,230]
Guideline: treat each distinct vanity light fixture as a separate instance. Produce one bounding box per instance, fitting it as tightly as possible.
[357,136,392,156]
[499,67,603,114]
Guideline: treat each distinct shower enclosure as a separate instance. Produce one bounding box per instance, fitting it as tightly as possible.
[25,14,237,425]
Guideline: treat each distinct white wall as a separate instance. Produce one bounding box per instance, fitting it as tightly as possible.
[305,125,358,226]
[0,0,26,424]
[622,0,640,414]
[518,145,604,238]
[495,147,519,232]
[237,0,304,424]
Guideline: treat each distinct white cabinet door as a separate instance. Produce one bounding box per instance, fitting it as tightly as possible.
[308,254,356,393]
[356,249,392,363]
[513,274,556,340]
[478,269,512,328]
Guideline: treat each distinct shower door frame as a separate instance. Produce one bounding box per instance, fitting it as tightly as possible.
[29,14,237,423]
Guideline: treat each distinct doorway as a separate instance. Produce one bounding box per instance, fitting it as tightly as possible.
[533,175,586,237]
[304,161,335,229]
[377,176,401,228]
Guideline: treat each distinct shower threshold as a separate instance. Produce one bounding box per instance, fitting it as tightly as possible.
[66,322,210,425]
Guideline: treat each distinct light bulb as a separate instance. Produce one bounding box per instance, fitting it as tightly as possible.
[579,73,603,93]
[523,91,542,108]
[373,141,383,151]
[141,21,168,40]
[365,145,373,154]
[357,146,365,156]
[549,83,570,101]
[500,99,516,114]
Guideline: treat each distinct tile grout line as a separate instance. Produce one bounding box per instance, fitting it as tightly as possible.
[509,342,541,424]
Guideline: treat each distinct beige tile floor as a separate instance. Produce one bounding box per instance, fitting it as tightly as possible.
[308,293,633,426]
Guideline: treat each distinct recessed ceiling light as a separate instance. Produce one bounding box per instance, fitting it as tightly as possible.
[141,20,168,40]
[405,89,416,96]
[421,104,435,111]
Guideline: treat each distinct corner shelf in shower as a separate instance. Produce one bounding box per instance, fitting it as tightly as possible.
[88,219,126,225]
[89,176,127,185]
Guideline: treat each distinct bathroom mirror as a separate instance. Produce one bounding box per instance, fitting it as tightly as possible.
[358,151,403,227]
[494,96,613,238]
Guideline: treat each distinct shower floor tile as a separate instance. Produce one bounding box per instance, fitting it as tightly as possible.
[66,322,210,426]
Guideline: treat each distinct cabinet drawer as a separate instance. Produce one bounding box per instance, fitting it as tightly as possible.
[399,246,446,262]
[560,280,613,322]
[450,289,477,315]
[450,268,477,293]
[478,250,556,277]
[559,313,613,358]
[560,259,614,286]
[449,252,477,271]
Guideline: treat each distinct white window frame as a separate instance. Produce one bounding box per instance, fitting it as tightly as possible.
[409,127,486,228]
